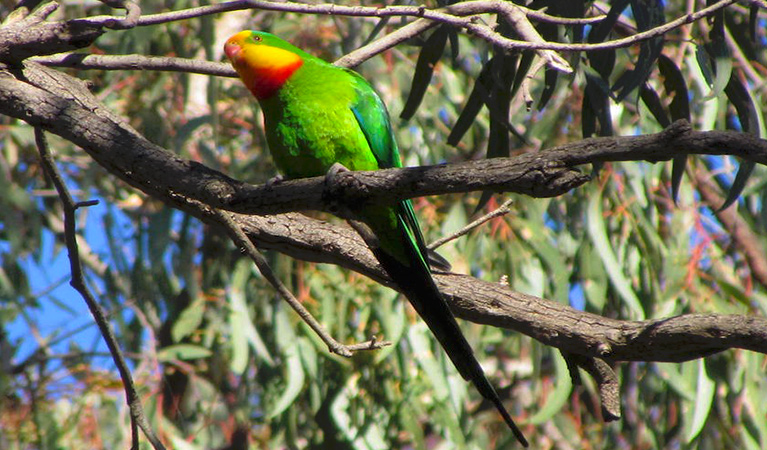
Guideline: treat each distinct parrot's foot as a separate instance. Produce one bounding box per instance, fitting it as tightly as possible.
[325,162,350,179]
[265,174,284,187]
[323,162,359,218]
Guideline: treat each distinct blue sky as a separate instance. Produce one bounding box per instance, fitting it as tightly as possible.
[5,197,123,374]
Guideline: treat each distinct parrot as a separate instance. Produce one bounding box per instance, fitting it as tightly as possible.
[224,30,527,447]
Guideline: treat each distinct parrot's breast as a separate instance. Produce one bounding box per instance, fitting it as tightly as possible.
[260,63,380,179]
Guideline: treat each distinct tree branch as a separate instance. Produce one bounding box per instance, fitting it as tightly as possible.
[34,53,236,77]
[212,208,390,357]
[34,128,165,450]
[7,66,767,219]
[13,0,737,75]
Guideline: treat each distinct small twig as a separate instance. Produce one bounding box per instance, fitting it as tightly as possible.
[34,128,166,450]
[335,18,437,68]
[70,0,142,30]
[498,4,573,73]
[521,57,548,109]
[563,352,620,421]
[212,209,391,357]
[1,0,48,26]
[33,53,236,77]
[428,199,514,251]
[28,0,735,75]
[127,0,736,56]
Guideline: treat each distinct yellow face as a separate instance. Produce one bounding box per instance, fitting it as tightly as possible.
[224,31,302,73]
[224,31,304,99]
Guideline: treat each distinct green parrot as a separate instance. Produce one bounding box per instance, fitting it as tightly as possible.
[225,30,527,446]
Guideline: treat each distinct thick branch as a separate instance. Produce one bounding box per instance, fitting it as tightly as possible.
[0,3,104,61]
[441,274,767,362]
[4,67,767,220]
[225,212,767,363]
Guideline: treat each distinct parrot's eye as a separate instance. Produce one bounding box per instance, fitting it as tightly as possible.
[252,35,262,42]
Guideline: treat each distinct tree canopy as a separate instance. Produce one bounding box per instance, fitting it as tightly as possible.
[1,0,767,448]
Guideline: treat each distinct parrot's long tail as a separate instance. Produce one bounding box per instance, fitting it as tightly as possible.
[371,222,529,447]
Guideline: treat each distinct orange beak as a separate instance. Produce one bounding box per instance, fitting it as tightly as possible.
[224,32,249,63]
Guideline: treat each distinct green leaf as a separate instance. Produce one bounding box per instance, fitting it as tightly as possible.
[657,54,691,201]
[685,359,715,443]
[699,10,732,100]
[157,344,212,361]
[229,260,274,367]
[538,68,559,110]
[639,83,670,127]
[374,292,406,364]
[528,349,572,424]
[582,66,613,139]
[719,161,755,211]
[408,323,450,402]
[148,209,173,263]
[447,59,492,146]
[749,4,759,42]
[171,296,205,342]
[267,307,305,418]
[586,188,645,319]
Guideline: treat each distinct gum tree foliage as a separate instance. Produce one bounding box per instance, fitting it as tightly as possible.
[1,0,767,448]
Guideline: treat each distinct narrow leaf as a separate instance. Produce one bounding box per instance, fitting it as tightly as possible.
[719,73,760,210]
[400,26,449,120]
[447,58,494,146]
[701,9,732,99]
[686,360,715,443]
[538,67,559,110]
[613,0,665,101]
[749,4,758,42]
[658,54,691,201]
[639,83,670,127]
[587,189,645,319]
[157,344,212,361]
[528,350,572,424]
[268,307,305,418]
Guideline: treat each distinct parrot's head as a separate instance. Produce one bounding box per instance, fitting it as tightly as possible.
[224,31,305,100]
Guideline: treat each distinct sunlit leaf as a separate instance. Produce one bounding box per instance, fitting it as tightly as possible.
[157,344,213,361]
[268,307,305,418]
[685,359,715,443]
[528,349,572,424]
[587,188,645,319]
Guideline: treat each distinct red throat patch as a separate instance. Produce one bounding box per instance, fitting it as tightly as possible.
[243,60,303,100]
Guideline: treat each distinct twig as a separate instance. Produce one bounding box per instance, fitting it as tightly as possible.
[126,0,735,58]
[692,165,767,289]
[212,208,390,357]
[562,352,620,421]
[33,53,237,77]
[34,128,166,450]
[335,18,437,68]
[428,199,514,251]
[26,0,735,75]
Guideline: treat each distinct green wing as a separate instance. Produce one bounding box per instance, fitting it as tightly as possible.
[348,71,435,267]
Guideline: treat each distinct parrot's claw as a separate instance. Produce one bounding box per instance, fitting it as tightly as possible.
[326,162,350,179]
[266,174,284,187]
